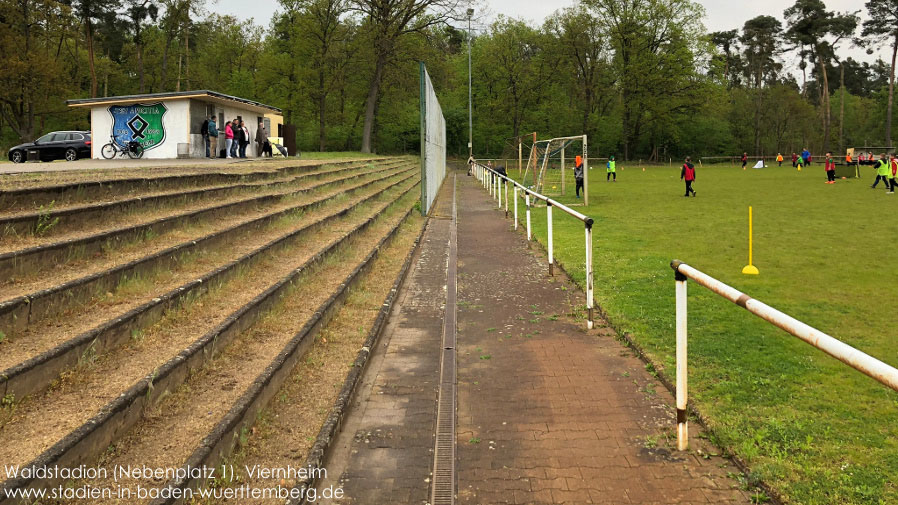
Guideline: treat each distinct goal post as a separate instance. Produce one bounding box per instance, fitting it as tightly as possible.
[532,135,589,206]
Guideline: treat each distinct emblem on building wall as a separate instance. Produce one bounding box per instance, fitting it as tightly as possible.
[108,102,167,150]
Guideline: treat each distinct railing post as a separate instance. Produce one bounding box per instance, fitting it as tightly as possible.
[585,221,594,329]
[498,177,503,209]
[525,192,532,241]
[505,180,509,218]
[674,263,688,451]
[514,187,519,230]
[547,202,554,276]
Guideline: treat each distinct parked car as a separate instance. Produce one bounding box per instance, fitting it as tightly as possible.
[7,131,92,163]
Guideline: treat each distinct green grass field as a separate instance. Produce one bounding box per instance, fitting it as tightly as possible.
[506,162,898,504]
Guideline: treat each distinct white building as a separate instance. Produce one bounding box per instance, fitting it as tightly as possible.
[66,90,284,159]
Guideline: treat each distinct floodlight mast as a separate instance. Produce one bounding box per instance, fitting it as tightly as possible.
[467,7,474,159]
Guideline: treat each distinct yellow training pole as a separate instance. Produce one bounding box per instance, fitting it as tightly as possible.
[742,206,760,275]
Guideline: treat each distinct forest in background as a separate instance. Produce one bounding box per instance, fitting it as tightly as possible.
[1,0,896,160]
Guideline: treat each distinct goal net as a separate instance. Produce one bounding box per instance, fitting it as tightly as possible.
[521,135,588,199]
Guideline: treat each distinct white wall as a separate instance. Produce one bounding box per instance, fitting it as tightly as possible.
[89,98,279,159]
[90,100,189,159]
[213,104,269,158]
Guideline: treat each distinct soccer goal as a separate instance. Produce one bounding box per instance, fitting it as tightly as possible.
[520,135,589,204]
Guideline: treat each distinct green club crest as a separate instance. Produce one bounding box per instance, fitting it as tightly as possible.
[109,102,167,150]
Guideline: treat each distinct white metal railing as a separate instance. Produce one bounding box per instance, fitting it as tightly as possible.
[471,159,595,329]
[670,259,898,451]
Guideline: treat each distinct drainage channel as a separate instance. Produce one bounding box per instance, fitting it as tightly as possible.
[431,174,458,505]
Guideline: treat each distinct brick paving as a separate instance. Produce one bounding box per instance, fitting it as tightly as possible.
[454,173,751,504]
[319,172,752,504]
[315,184,452,504]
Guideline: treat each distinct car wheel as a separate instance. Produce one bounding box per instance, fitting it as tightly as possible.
[65,148,78,161]
[10,150,24,163]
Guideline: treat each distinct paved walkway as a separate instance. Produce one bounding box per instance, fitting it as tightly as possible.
[318,171,751,504]
[316,181,452,503]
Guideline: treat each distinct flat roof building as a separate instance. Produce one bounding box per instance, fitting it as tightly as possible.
[67,90,284,159]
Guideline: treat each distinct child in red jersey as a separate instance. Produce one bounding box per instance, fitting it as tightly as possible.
[681,157,696,197]
[825,153,836,183]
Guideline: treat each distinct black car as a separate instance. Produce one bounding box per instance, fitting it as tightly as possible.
[7,131,92,163]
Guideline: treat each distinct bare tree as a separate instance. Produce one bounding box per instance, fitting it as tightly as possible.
[349,0,462,153]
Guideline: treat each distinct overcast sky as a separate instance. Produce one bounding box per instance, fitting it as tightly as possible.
[212,0,885,64]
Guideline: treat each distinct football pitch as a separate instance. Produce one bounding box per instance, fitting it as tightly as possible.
[506,162,898,504]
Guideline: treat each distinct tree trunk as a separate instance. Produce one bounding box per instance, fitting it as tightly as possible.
[318,68,327,151]
[176,38,182,92]
[137,42,145,93]
[184,28,190,89]
[85,19,98,97]
[839,63,844,153]
[888,37,897,149]
[360,50,386,153]
[818,55,830,153]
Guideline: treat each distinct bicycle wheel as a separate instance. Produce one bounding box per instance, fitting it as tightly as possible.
[101,143,117,159]
[127,144,144,159]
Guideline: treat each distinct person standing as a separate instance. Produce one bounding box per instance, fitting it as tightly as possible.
[224,120,235,159]
[606,155,616,182]
[681,156,696,197]
[207,116,218,159]
[776,153,783,167]
[230,120,240,158]
[574,155,585,198]
[255,121,269,157]
[824,152,836,184]
[792,152,798,168]
[872,154,890,190]
[200,116,210,157]
[741,152,748,170]
[890,154,898,194]
[801,148,810,166]
[238,120,249,158]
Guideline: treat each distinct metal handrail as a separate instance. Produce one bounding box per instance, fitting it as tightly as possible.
[470,158,595,329]
[669,259,898,451]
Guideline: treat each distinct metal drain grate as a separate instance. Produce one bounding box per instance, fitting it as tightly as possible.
[431,175,458,505]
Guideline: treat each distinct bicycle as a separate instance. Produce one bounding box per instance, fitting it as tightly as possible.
[100,137,145,159]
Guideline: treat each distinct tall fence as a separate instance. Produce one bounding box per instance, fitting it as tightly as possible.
[471,159,595,329]
[420,62,447,215]
[670,260,898,451]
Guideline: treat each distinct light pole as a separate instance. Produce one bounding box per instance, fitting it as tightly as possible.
[467,7,474,160]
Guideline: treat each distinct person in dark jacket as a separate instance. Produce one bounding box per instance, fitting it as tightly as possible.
[255,122,270,157]
[741,152,748,170]
[574,155,585,198]
[207,116,218,159]
[200,117,210,157]
[681,157,696,197]
[872,154,890,190]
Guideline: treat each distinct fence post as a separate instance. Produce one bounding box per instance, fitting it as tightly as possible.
[585,220,594,329]
[498,177,503,209]
[505,180,509,218]
[525,193,532,241]
[514,187,519,230]
[674,263,688,451]
[547,202,554,276]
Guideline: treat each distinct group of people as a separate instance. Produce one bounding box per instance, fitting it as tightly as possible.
[199,116,272,159]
